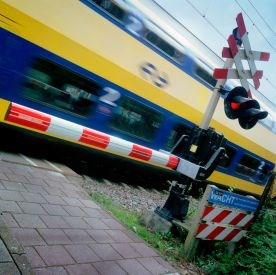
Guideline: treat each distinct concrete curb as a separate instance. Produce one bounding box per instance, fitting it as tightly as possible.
[0,214,33,275]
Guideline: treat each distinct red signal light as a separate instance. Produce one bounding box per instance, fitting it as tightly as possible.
[230,102,241,110]
[224,86,268,129]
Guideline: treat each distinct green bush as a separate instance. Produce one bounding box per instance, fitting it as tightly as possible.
[196,203,276,275]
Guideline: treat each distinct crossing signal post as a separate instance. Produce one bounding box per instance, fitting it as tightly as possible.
[224,86,268,129]
[211,13,270,131]
[153,13,270,224]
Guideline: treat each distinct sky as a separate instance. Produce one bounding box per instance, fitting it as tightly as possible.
[138,0,276,112]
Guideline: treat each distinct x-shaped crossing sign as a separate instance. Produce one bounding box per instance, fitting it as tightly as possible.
[213,13,270,98]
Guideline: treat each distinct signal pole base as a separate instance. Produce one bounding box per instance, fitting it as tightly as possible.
[139,210,172,234]
[154,185,190,222]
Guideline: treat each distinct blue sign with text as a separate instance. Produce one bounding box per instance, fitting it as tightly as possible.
[208,187,259,212]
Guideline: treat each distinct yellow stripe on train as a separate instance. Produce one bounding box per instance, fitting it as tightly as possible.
[208,171,265,195]
[0,99,11,122]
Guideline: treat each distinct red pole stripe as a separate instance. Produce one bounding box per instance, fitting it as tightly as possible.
[166,155,179,169]
[223,228,241,241]
[244,218,253,229]
[228,34,239,57]
[260,52,270,61]
[6,104,51,132]
[253,78,260,90]
[129,144,152,161]
[206,226,225,240]
[213,68,228,79]
[79,128,110,149]
[253,70,263,80]
[202,206,214,218]
[236,13,246,37]
[196,223,209,235]
[229,212,247,226]
[246,89,252,98]
[252,70,263,89]
[222,47,232,58]
[212,209,232,223]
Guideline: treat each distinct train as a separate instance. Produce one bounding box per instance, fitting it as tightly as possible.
[0,0,275,197]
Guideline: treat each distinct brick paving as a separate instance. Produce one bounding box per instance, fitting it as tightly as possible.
[0,153,179,275]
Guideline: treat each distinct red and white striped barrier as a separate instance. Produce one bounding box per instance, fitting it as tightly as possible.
[5,102,179,169]
[195,205,254,242]
[201,205,254,228]
[184,185,259,256]
[196,223,247,242]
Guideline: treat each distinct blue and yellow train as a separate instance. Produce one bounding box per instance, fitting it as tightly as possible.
[0,0,275,196]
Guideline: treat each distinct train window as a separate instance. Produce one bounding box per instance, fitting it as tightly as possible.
[236,154,262,178]
[144,29,185,64]
[195,65,217,88]
[218,145,236,168]
[88,0,127,22]
[166,123,192,150]
[22,58,99,117]
[109,97,163,141]
[146,31,174,56]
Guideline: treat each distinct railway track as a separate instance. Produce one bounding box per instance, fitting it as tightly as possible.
[0,125,181,191]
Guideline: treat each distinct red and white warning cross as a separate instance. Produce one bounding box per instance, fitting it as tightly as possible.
[213,13,270,98]
[195,205,254,242]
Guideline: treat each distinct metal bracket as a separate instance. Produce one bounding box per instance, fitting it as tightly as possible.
[176,147,226,180]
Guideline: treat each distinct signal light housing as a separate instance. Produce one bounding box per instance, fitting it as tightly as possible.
[224,86,268,129]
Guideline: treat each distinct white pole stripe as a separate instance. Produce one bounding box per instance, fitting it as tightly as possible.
[107,136,133,155]
[47,116,83,141]
[150,150,170,166]
[225,69,253,79]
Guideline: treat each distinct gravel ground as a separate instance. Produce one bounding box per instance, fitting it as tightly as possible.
[82,176,199,216]
[82,176,170,213]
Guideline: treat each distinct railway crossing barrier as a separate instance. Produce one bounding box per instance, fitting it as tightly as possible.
[183,185,259,260]
[3,101,226,184]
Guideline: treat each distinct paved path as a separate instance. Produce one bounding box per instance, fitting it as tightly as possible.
[0,151,179,274]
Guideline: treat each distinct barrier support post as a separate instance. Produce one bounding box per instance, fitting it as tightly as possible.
[183,185,212,259]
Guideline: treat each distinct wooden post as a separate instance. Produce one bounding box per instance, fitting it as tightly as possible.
[226,242,236,256]
[183,185,212,260]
